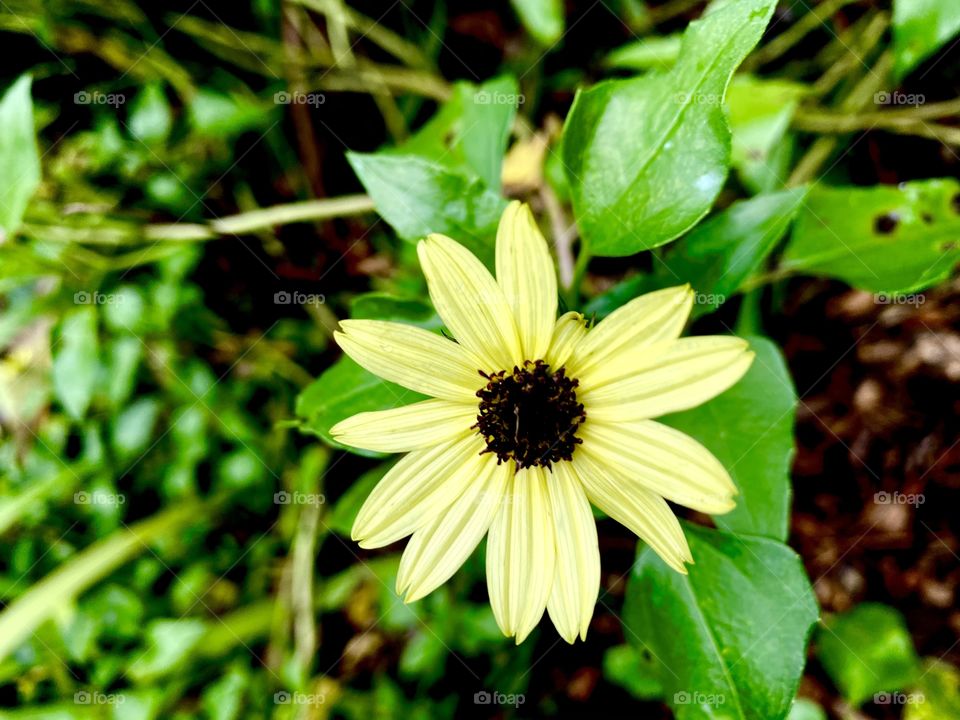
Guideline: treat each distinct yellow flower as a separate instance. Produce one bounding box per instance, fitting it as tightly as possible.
[331,201,754,644]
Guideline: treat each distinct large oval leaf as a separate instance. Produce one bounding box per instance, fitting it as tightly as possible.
[561,0,778,256]
[623,523,818,720]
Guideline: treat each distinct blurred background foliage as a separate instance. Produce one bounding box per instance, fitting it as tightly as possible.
[0,0,959,718]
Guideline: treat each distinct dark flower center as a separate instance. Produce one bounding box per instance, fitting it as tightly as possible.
[474,359,585,470]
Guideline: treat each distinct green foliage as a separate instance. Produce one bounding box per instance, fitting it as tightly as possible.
[562,0,778,256]
[624,523,819,720]
[0,75,40,236]
[893,0,960,78]
[510,0,565,46]
[816,603,922,705]
[784,179,960,293]
[663,337,796,541]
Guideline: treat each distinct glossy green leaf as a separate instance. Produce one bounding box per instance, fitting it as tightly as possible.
[662,336,796,541]
[624,523,818,720]
[661,187,809,316]
[52,307,100,420]
[561,0,777,256]
[510,0,564,45]
[905,659,960,720]
[296,355,426,456]
[783,179,960,294]
[893,0,960,79]
[0,75,40,235]
[817,603,921,706]
[727,76,806,195]
[460,75,519,190]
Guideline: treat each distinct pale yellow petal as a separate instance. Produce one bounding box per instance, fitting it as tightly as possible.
[396,456,509,602]
[486,466,556,643]
[335,319,483,402]
[545,461,600,643]
[331,399,477,453]
[418,234,522,370]
[496,201,557,360]
[583,336,754,421]
[567,285,692,378]
[352,433,485,548]
[574,452,691,574]
[545,311,589,369]
[580,420,737,514]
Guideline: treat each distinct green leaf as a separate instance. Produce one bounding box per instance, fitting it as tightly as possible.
[905,659,960,720]
[727,76,806,195]
[661,187,809,316]
[346,153,506,260]
[187,88,272,139]
[783,179,960,294]
[561,0,778,256]
[603,34,682,72]
[349,293,440,329]
[348,76,516,258]
[602,644,664,700]
[460,75,519,190]
[623,523,818,720]
[786,698,827,720]
[127,619,207,682]
[0,75,40,236]
[128,84,172,145]
[893,0,960,79]
[52,307,100,420]
[817,603,921,706]
[328,463,389,536]
[510,0,564,45]
[662,337,795,541]
[295,356,426,456]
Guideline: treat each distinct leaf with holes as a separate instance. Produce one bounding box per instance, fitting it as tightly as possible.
[782,179,960,294]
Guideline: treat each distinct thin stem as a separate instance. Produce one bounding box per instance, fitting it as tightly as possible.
[744,0,862,71]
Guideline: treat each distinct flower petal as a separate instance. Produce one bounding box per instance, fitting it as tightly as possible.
[331,399,477,453]
[496,201,557,360]
[574,452,691,574]
[418,234,522,370]
[580,419,737,514]
[545,461,600,643]
[486,465,556,643]
[352,433,486,548]
[583,336,754,421]
[545,311,589,369]
[396,455,509,602]
[567,285,692,378]
[335,319,483,402]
